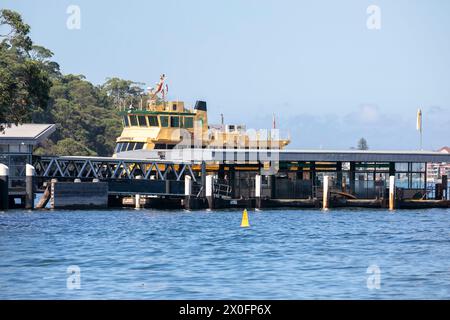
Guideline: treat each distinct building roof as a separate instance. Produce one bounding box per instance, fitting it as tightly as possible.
[438,146,450,153]
[114,148,450,163]
[0,124,56,145]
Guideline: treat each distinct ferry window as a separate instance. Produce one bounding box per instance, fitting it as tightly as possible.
[170,116,180,127]
[123,116,129,127]
[172,104,177,111]
[155,143,166,149]
[127,142,136,151]
[184,117,194,128]
[148,115,159,126]
[138,115,147,127]
[129,115,138,126]
[115,143,122,153]
[134,142,144,150]
[120,143,128,152]
[160,116,169,127]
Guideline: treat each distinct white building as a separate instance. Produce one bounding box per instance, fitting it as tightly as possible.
[427,147,450,183]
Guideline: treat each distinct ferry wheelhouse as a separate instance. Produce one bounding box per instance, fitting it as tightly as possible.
[114,74,290,157]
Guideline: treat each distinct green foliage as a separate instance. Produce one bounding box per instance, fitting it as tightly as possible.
[102,77,146,110]
[41,74,123,156]
[0,10,137,157]
[51,138,97,156]
[0,9,53,131]
[357,138,369,150]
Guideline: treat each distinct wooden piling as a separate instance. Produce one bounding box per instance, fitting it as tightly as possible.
[323,175,330,210]
[389,175,396,210]
[135,194,141,209]
[206,175,214,209]
[201,161,206,198]
[25,164,35,210]
[184,175,192,210]
[135,175,142,209]
[255,174,262,209]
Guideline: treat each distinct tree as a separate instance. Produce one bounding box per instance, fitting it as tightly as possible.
[357,138,369,150]
[0,9,53,131]
[102,77,145,108]
[0,11,136,157]
[39,74,122,156]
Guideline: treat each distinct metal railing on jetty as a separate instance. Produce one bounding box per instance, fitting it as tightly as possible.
[33,156,197,182]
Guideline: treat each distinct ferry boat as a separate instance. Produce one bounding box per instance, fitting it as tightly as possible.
[113,74,290,157]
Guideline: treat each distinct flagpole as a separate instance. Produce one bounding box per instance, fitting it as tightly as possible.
[417,108,423,150]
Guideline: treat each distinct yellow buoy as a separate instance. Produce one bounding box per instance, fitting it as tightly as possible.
[241,208,250,227]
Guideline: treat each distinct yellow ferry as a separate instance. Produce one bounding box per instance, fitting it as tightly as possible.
[113,74,290,157]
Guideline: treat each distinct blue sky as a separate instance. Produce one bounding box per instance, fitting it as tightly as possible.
[3,0,450,150]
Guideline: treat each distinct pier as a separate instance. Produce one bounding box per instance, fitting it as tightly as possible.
[1,148,449,210]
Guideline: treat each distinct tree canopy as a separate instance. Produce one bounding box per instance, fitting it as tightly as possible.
[0,9,53,132]
[1,9,142,157]
[357,138,369,150]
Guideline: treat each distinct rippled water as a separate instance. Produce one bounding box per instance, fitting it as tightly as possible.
[0,207,449,299]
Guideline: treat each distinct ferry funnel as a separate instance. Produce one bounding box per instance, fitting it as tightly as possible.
[194,100,207,111]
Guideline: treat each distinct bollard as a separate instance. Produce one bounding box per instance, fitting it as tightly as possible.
[0,164,9,210]
[25,164,35,209]
[389,175,396,210]
[206,175,214,209]
[255,174,262,209]
[323,175,330,210]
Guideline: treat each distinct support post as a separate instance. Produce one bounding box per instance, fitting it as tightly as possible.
[201,161,206,198]
[25,164,35,210]
[165,180,170,194]
[135,175,142,209]
[255,174,262,209]
[336,162,342,191]
[389,175,396,210]
[206,175,214,209]
[184,175,192,210]
[442,175,448,200]
[218,164,225,180]
[349,162,356,195]
[50,178,58,209]
[0,164,9,211]
[323,175,330,210]
[269,174,276,199]
[135,194,141,209]
[229,165,236,199]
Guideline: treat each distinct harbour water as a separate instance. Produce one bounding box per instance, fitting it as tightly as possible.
[0,208,449,299]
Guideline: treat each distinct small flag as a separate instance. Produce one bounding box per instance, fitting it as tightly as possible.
[416,109,422,132]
